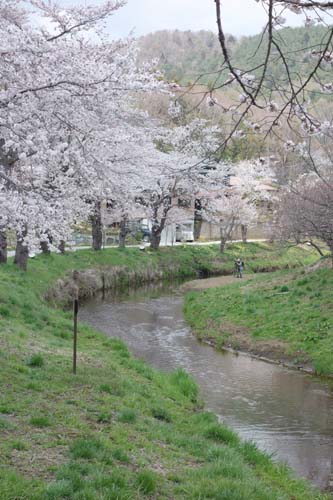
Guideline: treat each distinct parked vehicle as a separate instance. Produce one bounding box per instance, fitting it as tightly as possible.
[176,221,194,242]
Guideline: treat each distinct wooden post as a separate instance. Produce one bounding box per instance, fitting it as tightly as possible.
[73,298,78,374]
[102,273,105,300]
[72,270,79,375]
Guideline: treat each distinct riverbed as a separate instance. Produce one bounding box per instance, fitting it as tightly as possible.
[79,281,333,490]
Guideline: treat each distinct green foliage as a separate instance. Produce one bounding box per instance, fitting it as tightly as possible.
[232,25,331,91]
[138,26,331,94]
[135,470,159,495]
[170,369,198,402]
[185,267,333,375]
[29,415,51,428]
[27,353,44,368]
[151,406,172,422]
[117,408,137,423]
[70,438,104,460]
[204,423,240,446]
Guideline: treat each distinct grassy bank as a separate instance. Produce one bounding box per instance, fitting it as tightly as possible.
[0,245,327,499]
[184,264,333,376]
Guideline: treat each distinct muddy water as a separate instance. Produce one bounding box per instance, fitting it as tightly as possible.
[80,283,333,490]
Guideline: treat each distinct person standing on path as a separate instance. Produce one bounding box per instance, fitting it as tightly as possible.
[236,258,244,278]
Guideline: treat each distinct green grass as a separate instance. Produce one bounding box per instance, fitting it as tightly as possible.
[184,264,333,375]
[0,245,327,498]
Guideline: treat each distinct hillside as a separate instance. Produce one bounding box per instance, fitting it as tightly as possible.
[138,25,330,88]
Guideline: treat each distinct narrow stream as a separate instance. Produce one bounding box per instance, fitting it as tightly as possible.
[79,282,333,490]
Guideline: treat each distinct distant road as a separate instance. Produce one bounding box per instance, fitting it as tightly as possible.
[7,239,267,258]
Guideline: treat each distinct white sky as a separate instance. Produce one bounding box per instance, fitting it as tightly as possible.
[106,0,304,39]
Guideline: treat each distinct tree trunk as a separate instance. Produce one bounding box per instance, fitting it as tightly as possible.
[150,228,161,250]
[40,232,53,254]
[328,240,333,268]
[194,200,203,241]
[220,234,227,253]
[307,240,324,257]
[40,240,50,255]
[91,202,103,251]
[118,220,127,249]
[0,229,7,264]
[58,240,65,254]
[241,224,248,243]
[194,218,203,241]
[14,227,29,271]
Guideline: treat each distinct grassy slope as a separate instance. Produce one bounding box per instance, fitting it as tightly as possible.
[184,264,333,375]
[0,245,327,499]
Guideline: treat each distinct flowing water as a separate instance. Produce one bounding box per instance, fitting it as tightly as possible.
[79,282,333,490]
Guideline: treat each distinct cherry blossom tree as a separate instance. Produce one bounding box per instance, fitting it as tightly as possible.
[202,191,258,252]
[137,120,222,250]
[0,0,163,268]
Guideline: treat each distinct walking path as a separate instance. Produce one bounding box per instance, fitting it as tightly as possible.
[7,239,267,258]
[181,273,255,291]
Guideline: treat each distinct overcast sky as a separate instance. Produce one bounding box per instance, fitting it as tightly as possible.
[106,0,303,39]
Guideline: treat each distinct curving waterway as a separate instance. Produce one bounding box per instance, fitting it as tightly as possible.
[79,281,333,491]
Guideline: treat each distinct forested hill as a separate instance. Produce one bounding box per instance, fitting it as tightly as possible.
[138,25,329,86]
[137,30,223,85]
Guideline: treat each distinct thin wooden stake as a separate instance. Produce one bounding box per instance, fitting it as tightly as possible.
[73,298,79,374]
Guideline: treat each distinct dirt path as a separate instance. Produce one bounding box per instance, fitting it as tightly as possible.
[181,274,255,292]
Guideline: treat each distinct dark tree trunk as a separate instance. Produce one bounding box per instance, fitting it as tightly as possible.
[194,218,203,241]
[220,236,227,253]
[241,224,248,243]
[14,227,29,271]
[194,199,203,241]
[40,232,53,255]
[91,202,103,251]
[118,220,127,249]
[58,240,65,254]
[307,240,324,257]
[150,229,161,250]
[0,229,7,264]
[40,240,51,255]
[150,216,166,251]
[149,203,169,251]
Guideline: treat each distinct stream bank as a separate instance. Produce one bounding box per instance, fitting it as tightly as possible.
[0,247,327,499]
[80,282,333,492]
[184,266,333,376]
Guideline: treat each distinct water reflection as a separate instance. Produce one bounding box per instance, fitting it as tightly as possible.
[80,285,333,490]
